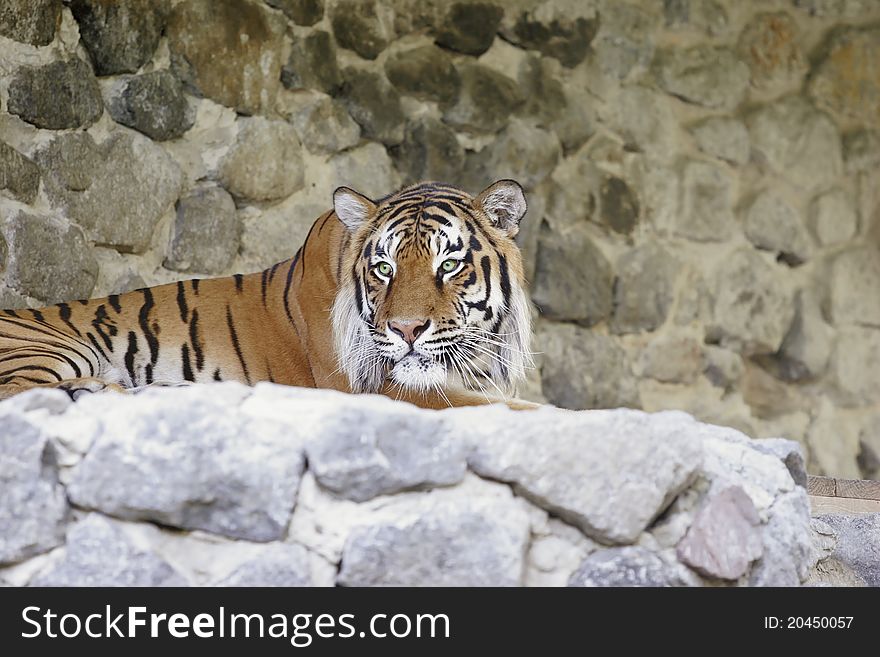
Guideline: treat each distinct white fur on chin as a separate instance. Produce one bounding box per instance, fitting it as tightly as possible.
[390,354,447,391]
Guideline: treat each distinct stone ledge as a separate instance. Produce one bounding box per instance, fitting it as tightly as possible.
[0,382,859,587]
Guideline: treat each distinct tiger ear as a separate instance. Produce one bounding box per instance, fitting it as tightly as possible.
[333,186,377,231]
[475,179,527,237]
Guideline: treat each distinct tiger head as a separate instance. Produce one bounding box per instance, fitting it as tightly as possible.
[331,180,532,397]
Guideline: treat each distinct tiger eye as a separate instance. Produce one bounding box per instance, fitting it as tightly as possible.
[441,259,459,273]
[375,261,393,276]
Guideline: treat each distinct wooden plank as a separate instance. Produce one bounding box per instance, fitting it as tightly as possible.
[809,495,880,516]
[834,478,880,501]
[807,475,836,497]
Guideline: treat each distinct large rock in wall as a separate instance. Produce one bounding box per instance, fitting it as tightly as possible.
[0,382,851,587]
[0,0,879,483]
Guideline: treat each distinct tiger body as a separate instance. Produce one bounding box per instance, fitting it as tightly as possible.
[0,180,534,409]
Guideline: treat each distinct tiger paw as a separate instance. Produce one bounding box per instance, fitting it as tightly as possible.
[56,378,127,401]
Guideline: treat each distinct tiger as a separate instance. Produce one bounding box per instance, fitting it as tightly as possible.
[0,180,537,410]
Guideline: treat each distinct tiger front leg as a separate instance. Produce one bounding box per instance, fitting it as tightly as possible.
[0,376,127,402]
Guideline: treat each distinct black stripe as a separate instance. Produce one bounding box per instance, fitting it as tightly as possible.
[124,331,138,385]
[30,309,45,322]
[3,364,63,382]
[0,350,82,378]
[0,325,97,375]
[138,289,158,385]
[85,333,109,361]
[189,309,204,372]
[226,305,251,385]
[213,367,222,381]
[108,295,121,313]
[266,358,276,383]
[191,279,200,295]
[261,269,269,307]
[181,343,194,382]
[283,256,298,330]
[3,309,19,317]
[268,261,281,284]
[176,281,189,323]
[91,305,116,352]
[498,253,511,306]
[57,303,82,337]
[234,274,244,292]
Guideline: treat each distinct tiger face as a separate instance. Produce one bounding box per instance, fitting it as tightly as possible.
[331,180,532,397]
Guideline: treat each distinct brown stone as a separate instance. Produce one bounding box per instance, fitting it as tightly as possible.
[168,0,285,115]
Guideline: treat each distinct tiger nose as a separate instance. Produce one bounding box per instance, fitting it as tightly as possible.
[388,319,431,346]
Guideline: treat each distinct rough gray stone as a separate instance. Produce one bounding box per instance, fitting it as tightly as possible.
[435,2,503,56]
[467,119,561,191]
[663,0,728,36]
[168,0,285,115]
[338,68,405,146]
[653,46,749,110]
[266,0,324,25]
[304,405,467,502]
[703,346,744,390]
[464,406,701,543]
[569,546,694,587]
[7,59,103,130]
[286,95,360,155]
[531,224,612,326]
[165,185,240,274]
[214,544,312,586]
[747,96,842,193]
[331,0,392,60]
[709,248,794,355]
[105,71,194,141]
[0,414,68,565]
[750,490,814,586]
[69,0,165,75]
[516,55,566,125]
[329,141,400,200]
[793,0,876,17]
[751,438,808,489]
[337,495,530,586]
[443,63,523,134]
[0,141,40,205]
[384,45,461,106]
[777,290,833,381]
[611,243,679,334]
[1,210,98,304]
[538,322,639,411]
[390,117,465,186]
[829,246,880,328]
[737,12,806,90]
[282,30,342,94]
[829,327,880,406]
[592,2,653,79]
[844,129,880,173]
[689,117,750,166]
[743,190,811,265]
[809,26,880,128]
[674,160,736,242]
[810,189,857,246]
[219,117,304,202]
[501,2,597,68]
[30,515,185,587]
[67,387,306,542]
[0,0,60,46]
[599,175,640,234]
[676,486,763,580]
[35,131,182,254]
[636,335,704,385]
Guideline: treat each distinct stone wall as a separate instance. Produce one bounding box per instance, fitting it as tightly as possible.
[1,0,879,480]
[5,382,872,587]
